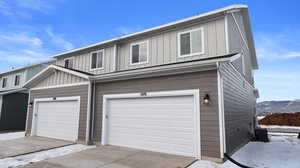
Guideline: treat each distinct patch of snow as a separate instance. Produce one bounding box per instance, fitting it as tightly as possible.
[0,144,95,168]
[256,116,265,120]
[188,160,219,168]
[219,135,300,168]
[260,125,300,130]
[0,131,25,140]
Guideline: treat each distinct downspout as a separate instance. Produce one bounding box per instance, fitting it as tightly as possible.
[91,79,96,143]
[86,81,92,144]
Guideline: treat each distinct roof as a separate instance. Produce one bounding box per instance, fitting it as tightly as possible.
[0,59,56,76]
[23,65,91,88]
[52,5,252,56]
[0,88,28,95]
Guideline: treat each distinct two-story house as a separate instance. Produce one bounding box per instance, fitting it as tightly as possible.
[23,5,258,162]
[0,60,55,132]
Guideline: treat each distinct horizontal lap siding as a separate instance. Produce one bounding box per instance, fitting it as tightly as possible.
[94,71,221,158]
[220,62,255,155]
[26,85,89,142]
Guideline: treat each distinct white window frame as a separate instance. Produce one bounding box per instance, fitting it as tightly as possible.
[130,40,149,65]
[64,57,75,69]
[14,74,21,86]
[2,77,7,88]
[90,49,105,71]
[178,27,205,58]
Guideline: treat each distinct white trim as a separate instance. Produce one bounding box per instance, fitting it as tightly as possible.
[85,82,92,143]
[52,5,248,58]
[217,62,226,158]
[14,74,22,86]
[129,40,149,65]
[241,53,246,75]
[178,27,205,58]
[30,82,89,91]
[225,14,229,54]
[101,89,201,158]
[23,65,90,88]
[90,49,105,71]
[112,44,117,72]
[63,57,75,69]
[231,12,249,51]
[30,96,81,141]
[25,90,31,135]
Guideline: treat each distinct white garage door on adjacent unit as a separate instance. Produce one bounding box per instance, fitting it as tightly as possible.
[32,97,80,142]
[102,90,200,158]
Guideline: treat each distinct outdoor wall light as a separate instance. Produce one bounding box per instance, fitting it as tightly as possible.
[202,94,211,105]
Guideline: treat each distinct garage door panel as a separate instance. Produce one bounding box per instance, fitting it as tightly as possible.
[105,94,197,157]
[35,100,80,141]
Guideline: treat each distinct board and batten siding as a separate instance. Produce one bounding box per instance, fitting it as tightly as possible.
[0,70,26,92]
[56,46,115,75]
[227,12,253,84]
[220,62,255,155]
[55,17,226,76]
[93,70,221,159]
[25,85,89,143]
[34,71,87,88]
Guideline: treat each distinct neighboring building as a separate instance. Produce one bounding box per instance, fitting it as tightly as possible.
[23,5,258,162]
[0,60,55,132]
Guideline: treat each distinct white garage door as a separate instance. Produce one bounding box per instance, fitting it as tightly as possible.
[34,99,80,141]
[103,91,200,157]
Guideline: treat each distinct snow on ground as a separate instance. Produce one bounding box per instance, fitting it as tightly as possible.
[0,144,95,168]
[0,131,25,140]
[188,135,300,168]
[219,135,300,168]
[188,160,219,168]
[260,125,300,130]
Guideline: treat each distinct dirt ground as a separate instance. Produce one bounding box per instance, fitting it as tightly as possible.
[259,112,300,126]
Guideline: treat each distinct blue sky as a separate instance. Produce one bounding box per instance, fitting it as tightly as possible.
[0,0,299,102]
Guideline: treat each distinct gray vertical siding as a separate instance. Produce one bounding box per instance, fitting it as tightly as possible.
[56,46,115,74]
[34,71,87,88]
[227,12,253,84]
[93,71,221,158]
[55,17,226,77]
[26,85,89,142]
[0,70,26,92]
[220,62,255,155]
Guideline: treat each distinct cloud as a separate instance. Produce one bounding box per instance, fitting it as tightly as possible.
[45,28,74,50]
[255,31,300,60]
[0,33,42,46]
[15,0,53,12]
[0,50,48,63]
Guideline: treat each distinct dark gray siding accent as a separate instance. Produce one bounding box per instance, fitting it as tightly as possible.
[93,71,221,158]
[26,85,89,142]
[220,62,255,155]
[0,93,28,131]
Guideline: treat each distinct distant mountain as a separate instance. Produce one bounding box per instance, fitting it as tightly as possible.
[257,100,300,116]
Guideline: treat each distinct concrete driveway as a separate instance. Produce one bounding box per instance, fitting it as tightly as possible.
[0,136,74,159]
[21,145,195,168]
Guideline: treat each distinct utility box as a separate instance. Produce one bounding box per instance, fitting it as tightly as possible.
[254,128,269,142]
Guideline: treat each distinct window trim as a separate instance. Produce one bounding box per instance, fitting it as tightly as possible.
[178,27,205,58]
[90,49,105,71]
[129,40,149,66]
[14,74,21,86]
[64,57,75,69]
[2,77,7,88]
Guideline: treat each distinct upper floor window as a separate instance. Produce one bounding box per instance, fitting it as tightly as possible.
[64,57,74,69]
[14,75,21,86]
[178,27,204,57]
[2,78,7,88]
[130,41,148,65]
[90,50,104,70]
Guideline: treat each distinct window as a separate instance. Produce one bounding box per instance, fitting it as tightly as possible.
[90,50,104,70]
[64,57,74,69]
[14,75,21,86]
[2,78,7,88]
[178,28,204,57]
[130,41,148,65]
